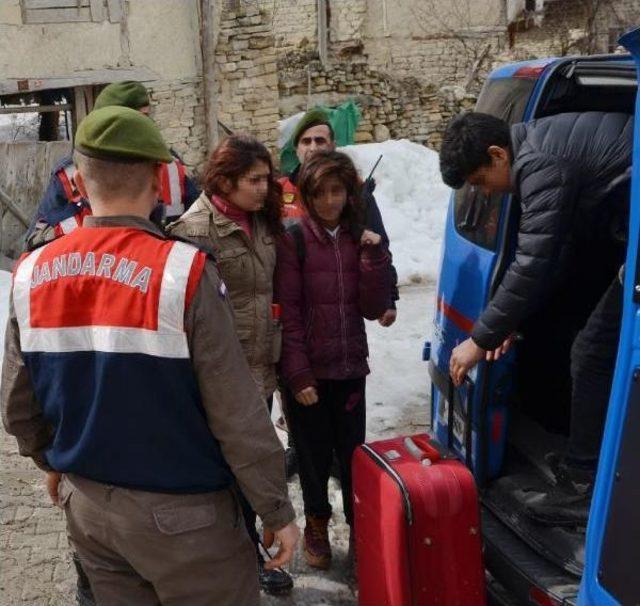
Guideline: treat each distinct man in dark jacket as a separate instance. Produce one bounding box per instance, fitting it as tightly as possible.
[440,111,633,525]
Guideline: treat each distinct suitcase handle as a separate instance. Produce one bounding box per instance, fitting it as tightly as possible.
[404,436,441,464]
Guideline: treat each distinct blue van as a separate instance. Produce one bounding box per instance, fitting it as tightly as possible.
[427,28,640,606]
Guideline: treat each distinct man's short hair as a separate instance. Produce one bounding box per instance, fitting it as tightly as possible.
[73,151,155,200]
[439,112,511,188]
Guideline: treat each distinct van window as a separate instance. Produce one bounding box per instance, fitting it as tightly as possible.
[454,77,536,250]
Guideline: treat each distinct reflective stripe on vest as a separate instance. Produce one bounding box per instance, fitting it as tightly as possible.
[52,206,91,239]
[13,231,200,359]
[160,160,186,218]
[54,215,81,238]
[56,164,82,203]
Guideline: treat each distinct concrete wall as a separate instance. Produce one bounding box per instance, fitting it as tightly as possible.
[0,0,208,173]
[0,0,200,80]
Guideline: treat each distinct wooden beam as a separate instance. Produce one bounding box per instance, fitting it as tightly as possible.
[25,0,89,8]
[0,104,72,115]
[0,186,31,228]
[317,0,328,66]
[199,0,219,154]
[0,68,159,96]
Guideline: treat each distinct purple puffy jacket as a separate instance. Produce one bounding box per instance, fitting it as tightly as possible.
[275,217,392,393]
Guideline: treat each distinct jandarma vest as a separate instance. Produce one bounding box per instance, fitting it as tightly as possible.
[278,175,306,220]
[13,226,233,493]
[51,157,188,233]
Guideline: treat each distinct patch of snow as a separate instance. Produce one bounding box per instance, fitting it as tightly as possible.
[339,139,450,285]
[278,111,305,149]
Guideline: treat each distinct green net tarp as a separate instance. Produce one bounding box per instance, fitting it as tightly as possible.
[279,100,361,174]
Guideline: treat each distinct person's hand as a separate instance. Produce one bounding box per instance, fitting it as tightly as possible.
[360,229,381,246]
[263,521,300,570]
[46,471,62,507]
[449,338,485,387]
[378,309,397,327]
[486,333,515,362]
[295,386,318,406]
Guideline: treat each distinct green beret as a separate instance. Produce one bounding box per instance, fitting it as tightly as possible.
[93,81,150,111]
[292,108,334,146]
[75,106,172,163]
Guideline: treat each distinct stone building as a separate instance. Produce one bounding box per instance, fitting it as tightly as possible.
[0,0,638,244]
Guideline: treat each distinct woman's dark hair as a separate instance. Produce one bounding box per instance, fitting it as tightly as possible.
[439,112,511,189]
[297,150,365,236]
[202,134,283,235]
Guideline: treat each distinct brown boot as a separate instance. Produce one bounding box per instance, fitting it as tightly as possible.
[303,515,332,569]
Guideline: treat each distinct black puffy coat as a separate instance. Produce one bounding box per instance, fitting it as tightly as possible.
[472,112,634,350]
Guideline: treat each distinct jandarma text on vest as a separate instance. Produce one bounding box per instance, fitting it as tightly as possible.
[30,252,152,293]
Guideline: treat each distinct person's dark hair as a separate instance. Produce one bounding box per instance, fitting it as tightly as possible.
[298,150,364,236]
[439,112,511,189]
[203,134,283,235]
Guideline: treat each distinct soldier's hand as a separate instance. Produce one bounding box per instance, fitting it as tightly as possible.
[295,386,318,406]
[264,521,300,570]
[46,471,62,506]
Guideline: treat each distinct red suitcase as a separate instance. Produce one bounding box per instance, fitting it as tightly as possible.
[352,434,486,606]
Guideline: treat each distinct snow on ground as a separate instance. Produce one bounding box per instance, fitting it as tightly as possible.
[267,283,434,605]
[0,137,446,603]
[340,139,451,285]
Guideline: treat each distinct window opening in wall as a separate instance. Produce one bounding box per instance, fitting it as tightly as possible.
[0,90,72,143]
[21,0,93,24]
[20,0,124,24]
[0,84,107,143]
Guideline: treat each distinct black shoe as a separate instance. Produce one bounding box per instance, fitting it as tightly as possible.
[526,487,591,527]
[285,447,298,480]
[545,451,594,487]
[258,555,293,595]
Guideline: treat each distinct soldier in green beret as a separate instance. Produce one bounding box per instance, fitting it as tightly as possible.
[3,106,299,606]
[26,81,200,250]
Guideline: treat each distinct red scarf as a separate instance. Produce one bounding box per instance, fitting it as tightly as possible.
[211,195,252,239]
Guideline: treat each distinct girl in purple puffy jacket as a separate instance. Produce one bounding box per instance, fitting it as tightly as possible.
[275,150,392,570]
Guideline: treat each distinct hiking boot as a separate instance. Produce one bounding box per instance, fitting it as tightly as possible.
[303,515,332,569]
[257,553,293,595]
[285,446,298,480]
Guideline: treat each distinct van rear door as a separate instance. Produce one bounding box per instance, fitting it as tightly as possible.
[578,27,640,606]
[429,62,552,481]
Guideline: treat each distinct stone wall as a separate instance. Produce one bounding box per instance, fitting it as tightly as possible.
[330,0,367,47]
[215,5,281,152]
[213,0,638,161]
[148,79,208,172]
[278,56,475,150]
[256,0,317,51]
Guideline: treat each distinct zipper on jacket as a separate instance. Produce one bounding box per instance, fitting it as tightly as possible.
[333,235,350,373]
